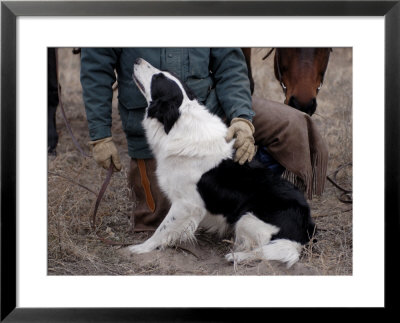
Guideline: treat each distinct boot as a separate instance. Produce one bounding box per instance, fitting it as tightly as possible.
[128,158,170,232]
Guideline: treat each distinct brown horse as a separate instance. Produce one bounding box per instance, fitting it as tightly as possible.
[263,48,332,116]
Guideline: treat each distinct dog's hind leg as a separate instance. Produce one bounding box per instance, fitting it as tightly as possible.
[233,213,280,251]
[225,212,301,268]
[225,212,278,264]
[226,239,302,268]
[128,201,206,254]
[259,239,302,268]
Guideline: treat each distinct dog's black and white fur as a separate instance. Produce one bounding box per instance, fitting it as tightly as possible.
[129,58,315,268]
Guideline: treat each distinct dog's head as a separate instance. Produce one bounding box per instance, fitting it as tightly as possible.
[133,58,196,134]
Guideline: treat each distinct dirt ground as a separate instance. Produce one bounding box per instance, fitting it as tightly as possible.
[48,48,352,276]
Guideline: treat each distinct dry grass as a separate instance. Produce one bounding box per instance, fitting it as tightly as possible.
[48,48,352,275]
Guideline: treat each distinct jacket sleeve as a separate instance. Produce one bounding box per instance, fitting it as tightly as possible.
[80,48,121,140]
[210,48,254,122]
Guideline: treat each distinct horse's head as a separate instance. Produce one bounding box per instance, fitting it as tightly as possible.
[272,48,331,116]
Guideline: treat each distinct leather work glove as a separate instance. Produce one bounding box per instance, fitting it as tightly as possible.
[88,137,122,171]
[225,117,257,165]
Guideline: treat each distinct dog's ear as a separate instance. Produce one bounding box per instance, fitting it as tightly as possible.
[162,71,196,101]
[148,98,181,134]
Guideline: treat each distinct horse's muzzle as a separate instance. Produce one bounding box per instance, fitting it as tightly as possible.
[288,96,317,116]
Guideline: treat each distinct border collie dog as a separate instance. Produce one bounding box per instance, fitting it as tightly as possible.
[129,58,315,268]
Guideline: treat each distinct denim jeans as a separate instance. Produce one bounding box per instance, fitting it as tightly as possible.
[255,146,285,176]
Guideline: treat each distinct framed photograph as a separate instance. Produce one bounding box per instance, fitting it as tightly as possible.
[2,0,399,321]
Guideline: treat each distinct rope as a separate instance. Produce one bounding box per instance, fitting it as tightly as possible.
[326,163,352,204]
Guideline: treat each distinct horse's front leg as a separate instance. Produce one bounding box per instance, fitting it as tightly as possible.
[128,201,206,254]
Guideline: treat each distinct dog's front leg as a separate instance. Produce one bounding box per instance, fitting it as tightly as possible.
[128,201,206,254]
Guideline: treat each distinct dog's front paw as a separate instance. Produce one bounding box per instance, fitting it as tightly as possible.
[128,241,158,254]
[225,251,248,264]
[225,252,235,263]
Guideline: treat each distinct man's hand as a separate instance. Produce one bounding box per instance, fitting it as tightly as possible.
[225,118,256,165]
[89,137,122,171]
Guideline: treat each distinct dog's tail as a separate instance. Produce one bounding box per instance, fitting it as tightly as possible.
[261,239,302,268]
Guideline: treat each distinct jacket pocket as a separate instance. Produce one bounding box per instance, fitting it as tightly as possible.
[119,105,147,137]
[185,77,213,103]
[188,48,210,78]
[118,81,147,110]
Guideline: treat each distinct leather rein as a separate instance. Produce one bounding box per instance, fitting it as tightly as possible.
[54,49,131,246]
[262,48,287,94]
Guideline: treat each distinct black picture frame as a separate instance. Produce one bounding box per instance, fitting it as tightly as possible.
[1,1,399,321]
